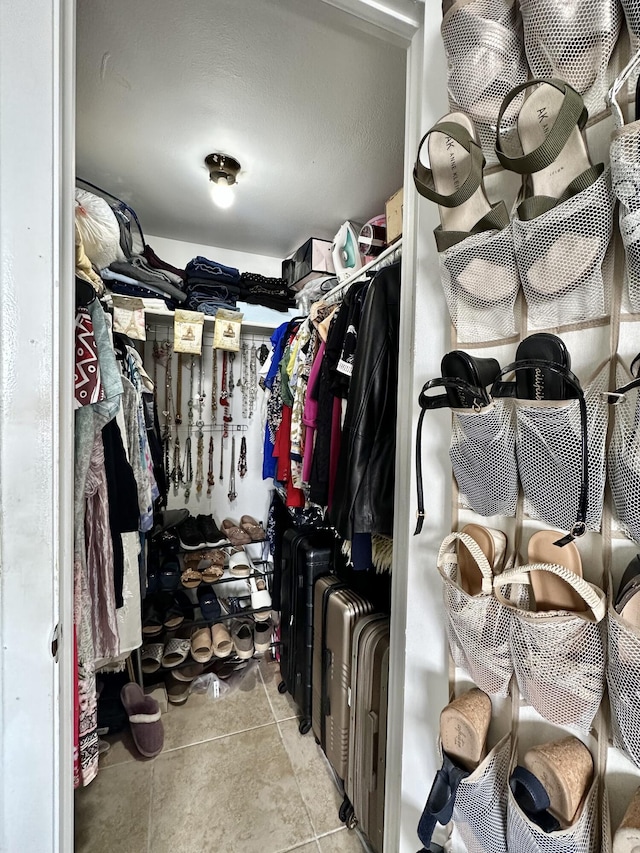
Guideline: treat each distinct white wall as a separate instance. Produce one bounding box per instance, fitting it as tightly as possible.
[143,234,289,532]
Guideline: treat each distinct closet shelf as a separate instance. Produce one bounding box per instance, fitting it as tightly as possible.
[144,305,287,334]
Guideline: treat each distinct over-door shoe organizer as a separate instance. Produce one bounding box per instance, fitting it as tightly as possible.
[437,224,520,343]
[438,533,516,696]
[607,604,640,769]
[611,122,640,312]
[608,360,640,543]
[512,169,615,330]
[506,752,601,853]
[449,734,511,853]
[496,566,607,730]
[450,400,519,517]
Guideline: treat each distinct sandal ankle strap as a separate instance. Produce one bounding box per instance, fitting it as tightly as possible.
[495,79,588,175]
[414,121,485,208]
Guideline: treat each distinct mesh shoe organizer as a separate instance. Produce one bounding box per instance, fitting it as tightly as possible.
[414,9,640,851]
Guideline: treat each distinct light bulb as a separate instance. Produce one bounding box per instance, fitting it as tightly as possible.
[210,176,234,209]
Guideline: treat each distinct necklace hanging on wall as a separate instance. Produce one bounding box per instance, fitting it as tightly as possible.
[195,356,205,495]
[228,436,237,502]
[183,355,195,500]
[171,434,183,492]
[207,435,215,496]
[211,348,218,425]
[257,343,269,365]
[219,433,224,482]
[249,344,258,418]
[175,353,184,426]
[160,343,174,487]
[220,351,232,439]
[238,435,247,478]
[240,342,249,418]
[228,351,235,398]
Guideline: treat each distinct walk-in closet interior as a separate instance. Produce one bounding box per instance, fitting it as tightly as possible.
[72,2,406,852]
[10,2,640,852]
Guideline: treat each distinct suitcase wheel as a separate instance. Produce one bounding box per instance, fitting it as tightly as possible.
[338,797,352,824]
[277,680,288,695]
[298,718,312,735]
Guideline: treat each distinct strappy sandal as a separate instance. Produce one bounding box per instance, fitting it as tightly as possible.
[414,114,518,342]
[200,549,226,583]
[496,80,613,330]
[496,79,604,223]
[414,113,510,252]
[514,736,593,829]
[240,515,266,542]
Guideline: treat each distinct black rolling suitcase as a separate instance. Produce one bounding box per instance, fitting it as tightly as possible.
[278,527,334,734]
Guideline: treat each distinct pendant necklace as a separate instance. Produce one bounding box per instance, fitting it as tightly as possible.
[195,356,205,495]
[207,435,215,496]
[228,436,237,502]
[211,348,218,425]
[238,435,247,478]
[183,355,195,500]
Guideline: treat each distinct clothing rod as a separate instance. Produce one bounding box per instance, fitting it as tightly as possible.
[323,238,402,306]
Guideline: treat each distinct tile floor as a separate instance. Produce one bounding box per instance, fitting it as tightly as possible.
[75,659,366,853]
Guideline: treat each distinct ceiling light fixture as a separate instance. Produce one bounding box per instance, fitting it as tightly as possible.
[205,152,241,209]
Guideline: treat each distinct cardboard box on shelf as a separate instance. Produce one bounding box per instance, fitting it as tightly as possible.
[385,188,403,244]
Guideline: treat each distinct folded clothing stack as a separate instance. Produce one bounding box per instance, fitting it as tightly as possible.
[185,256,241,315]
[103,254,187,308]
[239,272,296,312]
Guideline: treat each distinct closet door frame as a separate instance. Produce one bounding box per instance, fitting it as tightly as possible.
[0,2,435,851]
[0,1,76,852]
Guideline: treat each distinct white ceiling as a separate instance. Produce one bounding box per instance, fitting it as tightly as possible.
[76,0,407,260]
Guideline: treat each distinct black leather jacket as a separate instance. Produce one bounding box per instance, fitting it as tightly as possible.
[330,262,400,540]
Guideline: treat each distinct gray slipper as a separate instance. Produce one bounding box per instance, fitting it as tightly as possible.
[120,683,164,758]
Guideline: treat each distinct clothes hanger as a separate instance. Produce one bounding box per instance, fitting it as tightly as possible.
[607,47,640,128]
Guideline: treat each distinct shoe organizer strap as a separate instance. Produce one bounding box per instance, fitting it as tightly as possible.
[414,123,485,208]
[491,359,588,544]
[495,79,588,175]
[414,377,494,534]
[495,563,606,622]
[438,531,495,594]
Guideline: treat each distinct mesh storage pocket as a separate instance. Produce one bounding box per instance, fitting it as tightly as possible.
[507,767,601,853]
[450,734,511,853]
[515,366,609,532]
[607,606,640,769]
[441,0,528,166]
[512,170,614,330]
[518,0,621,118]
[608,364,640,543]
[441,572,514,697]
[611,125,640,312]
[510,607,606,730]
[438,223,520,343]
[450,401,518,518]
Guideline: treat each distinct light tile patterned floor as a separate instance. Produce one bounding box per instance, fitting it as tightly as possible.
[75,661,367,853]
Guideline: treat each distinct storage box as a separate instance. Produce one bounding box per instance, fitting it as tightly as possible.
[385,188,403,244]
[283,238,335,291]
